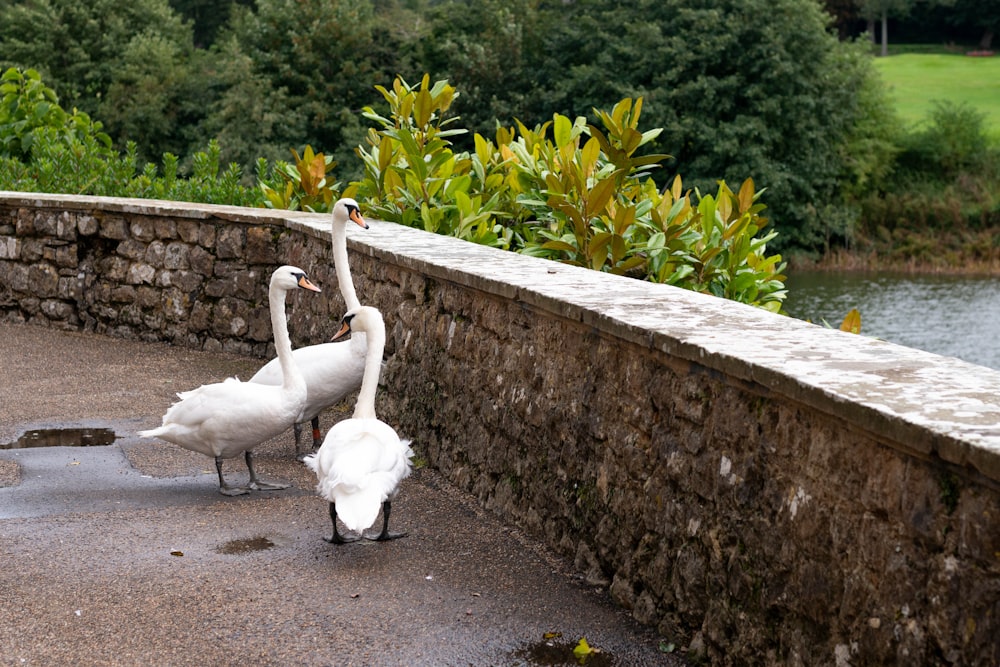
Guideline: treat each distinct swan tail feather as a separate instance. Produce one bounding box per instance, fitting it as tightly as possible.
[332,485,383,532]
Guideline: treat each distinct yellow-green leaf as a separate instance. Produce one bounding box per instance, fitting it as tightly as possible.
[378,135,395,172]
[620,127,642,155]
[541,239,578,253]
[586,177,617,218]
[737,177,755,213]
[611,98,630,132]
[553,114,573,149]
[414,87,433,128]
[671,174,683,201]
[399,94,414,122]
[840,309,861,334]
[573,637,596,664]
[581,137,601,179]
[613,204,636,236]
[717,190,733,222]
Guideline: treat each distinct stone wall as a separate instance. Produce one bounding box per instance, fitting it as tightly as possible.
[2,192,999,666]
[0,197,342,355]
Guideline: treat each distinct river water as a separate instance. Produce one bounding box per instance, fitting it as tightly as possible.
[783,271,1000,371]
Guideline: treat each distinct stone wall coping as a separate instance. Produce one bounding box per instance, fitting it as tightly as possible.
[5,191,1000,483]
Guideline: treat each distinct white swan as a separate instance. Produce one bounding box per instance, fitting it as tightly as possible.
[249,198,369,459]
[304,306,413,543]
[139,265,322,496]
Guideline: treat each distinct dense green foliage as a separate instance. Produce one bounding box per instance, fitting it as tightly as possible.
[0,0,995,270]
[168,0,254,47]
[212,0,397,172]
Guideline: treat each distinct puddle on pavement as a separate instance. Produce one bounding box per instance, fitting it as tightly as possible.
[0,427,117,449]
[512,636,614,666]
[217,536,276,555]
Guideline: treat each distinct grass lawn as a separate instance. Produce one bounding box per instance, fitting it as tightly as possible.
[873,52,1000,140]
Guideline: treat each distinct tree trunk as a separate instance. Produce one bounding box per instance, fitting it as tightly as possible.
[980,28,994,51]
[880,10,889,57]
[868,18,876,45]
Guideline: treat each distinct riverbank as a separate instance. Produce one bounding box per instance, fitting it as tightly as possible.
[789,227,1000,276]
[791,250,1000,276]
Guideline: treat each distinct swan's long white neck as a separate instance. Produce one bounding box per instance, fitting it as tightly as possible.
[352,316,385,420]
[270,282,305,394]
[332,212,360,312]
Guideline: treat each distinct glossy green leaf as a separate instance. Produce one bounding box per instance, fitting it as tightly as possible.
[586,176,617,218]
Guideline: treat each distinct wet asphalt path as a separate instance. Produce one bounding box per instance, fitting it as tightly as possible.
[0,322,684,666]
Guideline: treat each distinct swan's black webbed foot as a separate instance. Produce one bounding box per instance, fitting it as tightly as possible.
[250,479,290,491]
[364,500,407,541]
[216,457,251,496]
[324,531,361,544]
[324,502,360,544]
[245,451,289,490]
[364,528,407,541]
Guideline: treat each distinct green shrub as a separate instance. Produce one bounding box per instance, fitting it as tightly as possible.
[854,99,1000,262]
[0,67,261,205]
[346,74,513,248]
[897,101,992,178]
[345,75,786,311]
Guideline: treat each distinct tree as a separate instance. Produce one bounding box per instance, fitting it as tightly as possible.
[417,0,537,135]
[948,0,1000,50]
[213,0,409,177]
[859,0,916,56]
[823,0,866,39]
[0,0,192,116]
[99,31,208,165]
[167,0,254,47]
[195,35,308,171]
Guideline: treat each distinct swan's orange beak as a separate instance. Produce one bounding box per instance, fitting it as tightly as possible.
[350,207,369,230]
[297,276,322,293]
[331,320,351,342]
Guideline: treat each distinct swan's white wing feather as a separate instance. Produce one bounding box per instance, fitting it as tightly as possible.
[140,379,302,459]
[249,335,367,422]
